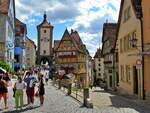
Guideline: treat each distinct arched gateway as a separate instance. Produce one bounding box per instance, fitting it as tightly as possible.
[36,13,53,66]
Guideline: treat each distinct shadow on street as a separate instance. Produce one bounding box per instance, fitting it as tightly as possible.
[3,106,40,113]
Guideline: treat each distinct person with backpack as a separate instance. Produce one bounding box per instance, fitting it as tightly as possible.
[0,75,8,109]
[24,71,37,107]
[14,76,26,110]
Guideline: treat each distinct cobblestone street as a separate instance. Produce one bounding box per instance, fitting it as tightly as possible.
[91,87,150,113]
[0,81,150,113]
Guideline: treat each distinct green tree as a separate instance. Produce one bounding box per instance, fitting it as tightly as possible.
[0,60,14,73]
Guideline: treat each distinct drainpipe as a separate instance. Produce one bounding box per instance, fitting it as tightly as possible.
[139,3,145,99]
[140,18,145,100]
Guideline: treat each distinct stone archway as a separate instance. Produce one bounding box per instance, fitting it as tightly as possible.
[40,57,50,66]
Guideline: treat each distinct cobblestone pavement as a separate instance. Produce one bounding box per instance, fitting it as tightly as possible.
[0,81,150,113]
[90,87,150,113]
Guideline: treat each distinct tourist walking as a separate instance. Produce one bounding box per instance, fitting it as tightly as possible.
[14,76,26,109]
[45,72,49,85]
[0,75,8,109]
[39,74,45,106]
[1,73,10,109]
[24,71,37,107]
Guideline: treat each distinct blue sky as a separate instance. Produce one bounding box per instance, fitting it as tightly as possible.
[15,0,121,57]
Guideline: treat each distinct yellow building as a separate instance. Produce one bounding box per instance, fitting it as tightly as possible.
[117,0,143,98]
[26,37,36,68]
[55,29,87,87]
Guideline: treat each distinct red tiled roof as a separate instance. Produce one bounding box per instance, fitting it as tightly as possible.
[15,18,25,26]
[101,23,117,56]
[70,30,86,54]
[26,37,36,49]
[54,40,60,51]
[37,14,53,28]
[94,48,101,58]
[55,29,87,54]
[0,0,10,14]
[15,18,27,34]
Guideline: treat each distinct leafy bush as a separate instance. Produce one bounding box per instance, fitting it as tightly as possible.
[0,60,14,73]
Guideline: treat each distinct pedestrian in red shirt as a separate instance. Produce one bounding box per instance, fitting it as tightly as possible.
[0,75,8,109]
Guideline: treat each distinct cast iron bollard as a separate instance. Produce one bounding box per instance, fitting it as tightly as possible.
[67,84,72,95]
[83,88,89,106]
[83,88,93,108]
[58,79,61,89]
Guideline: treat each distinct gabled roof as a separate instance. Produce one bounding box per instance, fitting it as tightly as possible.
[55,29,71,51]
[94,48,102,58]
[115,0,142,49]
[37,13,53,29]
[70,30,87,54]
[55,29,87,54]
[101,23,117,56]
[71,30,83,45]
[102,23,117,43]
[15,18,27,34]
[54,40,60,51]
[15,18,25,26]
[26,37,36,49]
[70,30,86,53]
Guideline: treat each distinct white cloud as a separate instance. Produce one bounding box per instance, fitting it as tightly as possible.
[15,0,121,57]
[68,0,121,56]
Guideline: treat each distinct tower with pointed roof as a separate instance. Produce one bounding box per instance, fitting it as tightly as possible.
[37,13,53,65]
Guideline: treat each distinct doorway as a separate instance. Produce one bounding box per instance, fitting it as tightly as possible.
[109,76,112,87]
[116,72,119,86]
[40,57,49,66]
[133,66,138,95]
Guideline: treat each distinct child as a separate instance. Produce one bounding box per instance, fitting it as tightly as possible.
[14,76,26,109]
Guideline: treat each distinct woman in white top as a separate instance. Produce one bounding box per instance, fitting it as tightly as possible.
[14,76,26,109]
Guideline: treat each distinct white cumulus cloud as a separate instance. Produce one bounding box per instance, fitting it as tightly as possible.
[15,0,121,57]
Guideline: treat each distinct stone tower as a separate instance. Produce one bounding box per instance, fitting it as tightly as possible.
[37,13,53,65]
